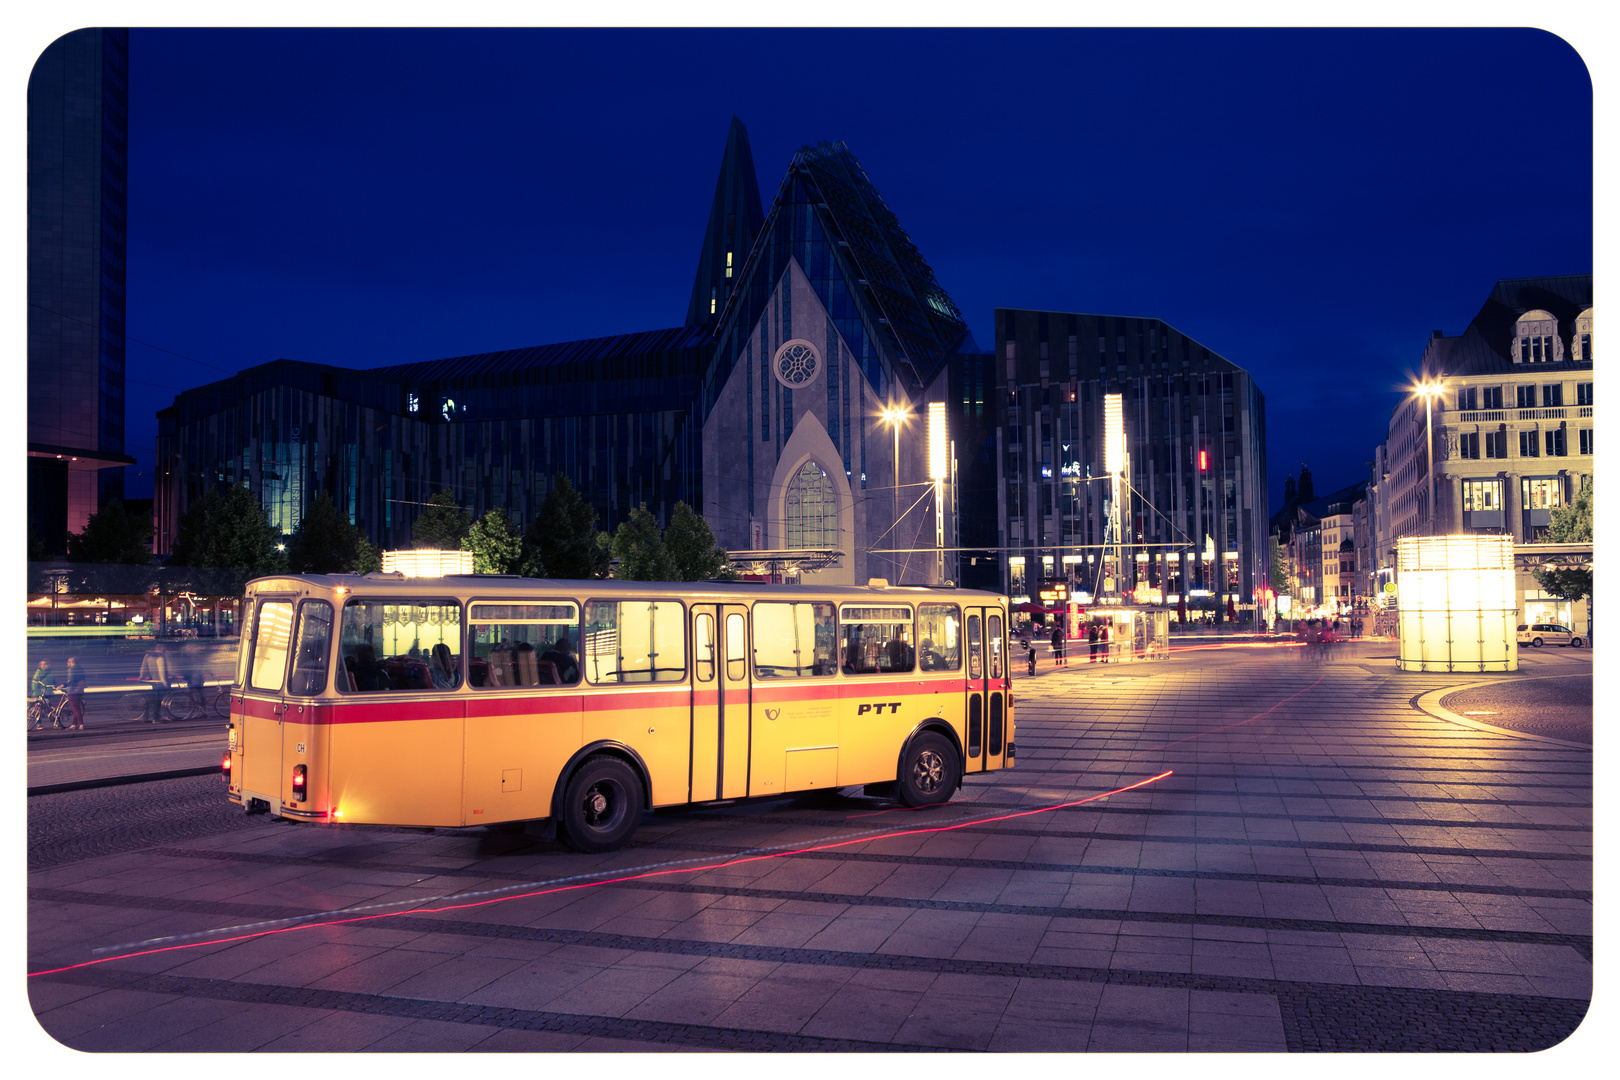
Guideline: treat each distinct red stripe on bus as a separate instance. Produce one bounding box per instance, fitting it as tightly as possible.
[235,676,990,725]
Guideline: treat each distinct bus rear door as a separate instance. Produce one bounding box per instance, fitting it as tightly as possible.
[964,606,1011,773]
[237,596,296,814]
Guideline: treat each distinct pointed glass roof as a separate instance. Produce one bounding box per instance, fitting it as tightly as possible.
[701,140,970,416]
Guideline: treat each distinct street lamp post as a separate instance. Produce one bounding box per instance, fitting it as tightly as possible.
[1417,379,1443,534]
[881,404,911,581]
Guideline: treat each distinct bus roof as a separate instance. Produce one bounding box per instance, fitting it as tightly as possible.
[243,573,1006,604]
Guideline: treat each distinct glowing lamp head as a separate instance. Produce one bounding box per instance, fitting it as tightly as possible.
[1104,393,1124,474]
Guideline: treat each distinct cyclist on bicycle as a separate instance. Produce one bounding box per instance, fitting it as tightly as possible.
[29,659,65,728]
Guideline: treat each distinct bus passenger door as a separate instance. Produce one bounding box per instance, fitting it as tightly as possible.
[719,605,751,799]
[983,612,1009,770]
[964,611,987,773]
[689,606,720,802]
[238,598,295,812]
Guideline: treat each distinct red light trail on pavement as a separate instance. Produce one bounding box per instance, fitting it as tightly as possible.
[29,769,1174,979]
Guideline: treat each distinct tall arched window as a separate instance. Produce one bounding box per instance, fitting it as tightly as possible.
[785,461,838,549]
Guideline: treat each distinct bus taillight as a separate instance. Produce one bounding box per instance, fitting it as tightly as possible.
[221,752,231,780]
[291,764,307,803]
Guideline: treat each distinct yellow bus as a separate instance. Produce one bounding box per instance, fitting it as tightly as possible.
[225,573,1014,851]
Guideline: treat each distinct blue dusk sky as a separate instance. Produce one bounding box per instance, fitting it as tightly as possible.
[42,26,1603,511]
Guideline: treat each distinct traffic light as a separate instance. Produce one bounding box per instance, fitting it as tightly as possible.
[1198,446,1209,472]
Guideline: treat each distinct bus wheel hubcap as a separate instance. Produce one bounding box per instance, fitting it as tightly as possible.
[914,751,943,793]
[587,789,608,818]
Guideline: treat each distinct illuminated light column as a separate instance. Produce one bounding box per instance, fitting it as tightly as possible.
[1104,393,1124,600]
[928,402,947,585]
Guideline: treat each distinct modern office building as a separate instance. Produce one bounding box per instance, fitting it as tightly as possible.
[156,329,713,554]
[994,309,1269,617]
[27,28,134,556]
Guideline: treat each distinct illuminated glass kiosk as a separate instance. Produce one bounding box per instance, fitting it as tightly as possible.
[1396,535,1517,673]
[1087,606,1171,662]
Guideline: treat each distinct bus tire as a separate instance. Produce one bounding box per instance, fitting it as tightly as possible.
[560,755,643,853]
[896,731,959,808]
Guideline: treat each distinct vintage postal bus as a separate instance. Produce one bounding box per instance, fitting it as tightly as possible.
[225,573,1013,851]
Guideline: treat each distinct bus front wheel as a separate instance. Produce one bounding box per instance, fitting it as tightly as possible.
[897,732,960,808]
[560,756,643,853]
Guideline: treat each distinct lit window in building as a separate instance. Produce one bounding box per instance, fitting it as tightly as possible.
[784,460,837,549]
[725,251,732,279]
[1463,479,1502,511]
[1522,477,1562,510]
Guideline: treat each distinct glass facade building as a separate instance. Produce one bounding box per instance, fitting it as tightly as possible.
[156,329,711,552]
[995,309,1269,615]
[27,28,134,555]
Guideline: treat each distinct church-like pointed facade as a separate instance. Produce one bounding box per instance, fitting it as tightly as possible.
[698,138,985,584]
[685,116,765,329]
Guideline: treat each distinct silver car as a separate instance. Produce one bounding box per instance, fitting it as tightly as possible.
[1516,623,1584,648]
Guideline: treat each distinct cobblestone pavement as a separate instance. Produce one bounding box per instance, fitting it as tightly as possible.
[26,644,1592,1053]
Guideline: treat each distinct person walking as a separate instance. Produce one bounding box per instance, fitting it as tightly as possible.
[1088,621,1100,663]
[63,656,87,731]
[137,642,169,721]
[1099,623,1110,663]
[1051,624,1065,667]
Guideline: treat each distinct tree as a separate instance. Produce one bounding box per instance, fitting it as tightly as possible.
[520,474,611,579]
[412,491,470,550]
[610,503,676,581]
[1532,478,1592,603]
[1268,532,1289,595]
[467,508,523,574]
[287,492,373,574]
[66,499,153,564]
[351,536,383,574]
[170,485,287,574]
[664,501,731,581]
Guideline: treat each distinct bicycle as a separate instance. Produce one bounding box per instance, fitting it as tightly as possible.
[117,678,230,722]
[27,693,72,730]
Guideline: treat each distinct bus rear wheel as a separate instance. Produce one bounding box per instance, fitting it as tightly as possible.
[897,732,959,808]
[560,756,643,853]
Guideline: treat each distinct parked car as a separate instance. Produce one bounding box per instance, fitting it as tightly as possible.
[1516,623,1583,648]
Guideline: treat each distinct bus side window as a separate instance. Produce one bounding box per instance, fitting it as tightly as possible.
[288,601,334,696]
[917,604,961,671]
[695,613,715,682]
[967,615,982,679]
[585,601,687,683]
